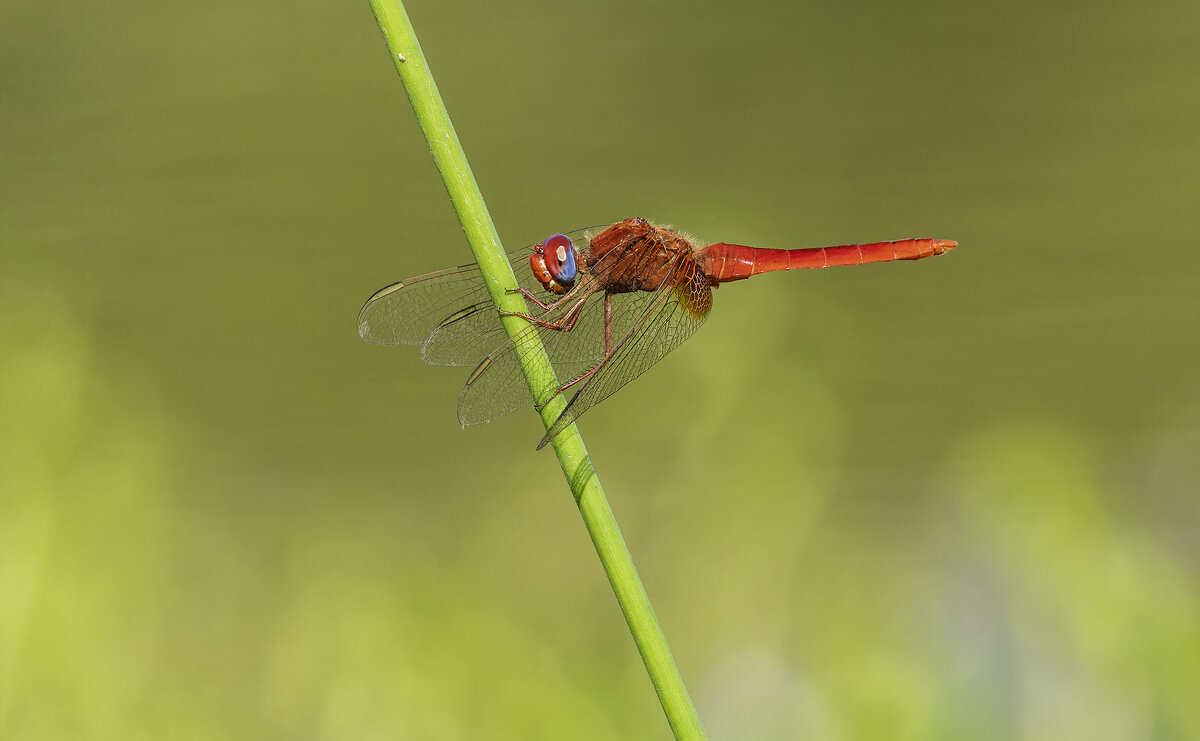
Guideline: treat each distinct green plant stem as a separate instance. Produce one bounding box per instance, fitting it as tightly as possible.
[365,3,707,739]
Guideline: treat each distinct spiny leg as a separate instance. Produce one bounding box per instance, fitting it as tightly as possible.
[499,293,590,332]
[504,287,564,312]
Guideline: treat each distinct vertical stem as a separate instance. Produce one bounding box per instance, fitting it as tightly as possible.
[365,3,707,739]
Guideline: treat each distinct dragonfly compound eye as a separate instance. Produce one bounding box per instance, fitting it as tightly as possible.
[530,234,577,294]
[542,235,577,283]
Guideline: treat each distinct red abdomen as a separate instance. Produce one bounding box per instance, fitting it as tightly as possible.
[702,238,956,283]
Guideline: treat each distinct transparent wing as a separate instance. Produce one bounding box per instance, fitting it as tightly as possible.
[356,226,606,367]
[357,262,495,349]
[537,259,714,449]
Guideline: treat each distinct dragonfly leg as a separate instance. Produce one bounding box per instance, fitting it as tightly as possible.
[533,367,597,409]
[534,358,603,409]
[500,293,589,332]
[504,287,562,312]
[531,294,613,410]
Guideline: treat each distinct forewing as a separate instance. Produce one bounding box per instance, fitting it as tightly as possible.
[357,264,489,345]
[419,227,613,366]
[357,246,542,366]
[538,260,714,448]
[358,226,615,368]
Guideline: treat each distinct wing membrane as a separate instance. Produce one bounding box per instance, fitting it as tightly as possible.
[357,226,607,367]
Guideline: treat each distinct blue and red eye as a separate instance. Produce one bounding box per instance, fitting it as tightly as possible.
[530,234,578,294]
[542,234,577,282]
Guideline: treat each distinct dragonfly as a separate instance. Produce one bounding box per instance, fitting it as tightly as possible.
[358,217,956,449]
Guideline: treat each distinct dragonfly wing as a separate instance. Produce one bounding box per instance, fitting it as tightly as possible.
[538,259,714,448]
[358,246,549,366]
[358,262,491,344]
[418,230,613,367]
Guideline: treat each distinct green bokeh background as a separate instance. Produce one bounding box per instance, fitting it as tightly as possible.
[3,1,1198,738]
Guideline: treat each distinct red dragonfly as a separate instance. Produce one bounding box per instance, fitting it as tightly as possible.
[359,218,955,449]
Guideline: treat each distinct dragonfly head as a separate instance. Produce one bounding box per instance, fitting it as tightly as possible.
[530,234,578,295]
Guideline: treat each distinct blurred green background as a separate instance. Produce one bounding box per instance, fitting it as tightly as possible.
[3,0,1198,738]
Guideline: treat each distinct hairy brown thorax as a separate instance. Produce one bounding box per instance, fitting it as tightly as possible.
[586,218,703,294]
